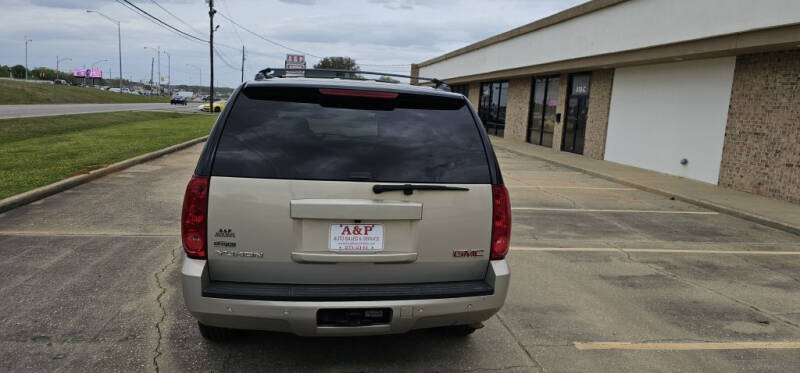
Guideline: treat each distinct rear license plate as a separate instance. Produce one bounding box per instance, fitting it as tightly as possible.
[329,224,384,252]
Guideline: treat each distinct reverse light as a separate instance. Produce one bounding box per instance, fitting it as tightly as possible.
[490,185,511,260]
[319,88,398,99]
[181,175,209,259]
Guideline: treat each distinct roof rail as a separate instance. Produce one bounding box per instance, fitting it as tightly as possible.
[254,68,450,91]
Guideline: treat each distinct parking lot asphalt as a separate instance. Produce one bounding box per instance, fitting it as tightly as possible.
[1,143,799,372]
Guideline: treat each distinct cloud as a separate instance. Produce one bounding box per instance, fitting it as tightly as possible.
[277,0,316,5]
[3,0,586,87]
[29,0,112,9]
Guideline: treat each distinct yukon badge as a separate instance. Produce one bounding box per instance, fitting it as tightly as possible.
[453,249,485,258]
[215,250,264,258]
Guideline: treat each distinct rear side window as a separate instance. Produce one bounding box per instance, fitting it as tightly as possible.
[211,86,490,183]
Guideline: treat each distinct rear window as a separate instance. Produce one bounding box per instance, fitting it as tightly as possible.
[211,86,491,183]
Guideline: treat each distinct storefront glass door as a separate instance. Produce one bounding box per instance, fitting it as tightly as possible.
[562,74,591,154]
[527,76,560,147]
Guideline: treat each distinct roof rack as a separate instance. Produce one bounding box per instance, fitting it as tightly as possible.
[254,68,450,91]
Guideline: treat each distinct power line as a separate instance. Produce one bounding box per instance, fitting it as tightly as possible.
[216,12,322,58]
[116,0,206,47]
[218,0,245,46]
[214,47,239,71]
[119,0,207,43]
[148,0,205,37]
[215,11,410,68]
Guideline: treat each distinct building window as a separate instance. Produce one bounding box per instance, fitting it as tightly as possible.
[451,84,469,97]
[478,81,508,136]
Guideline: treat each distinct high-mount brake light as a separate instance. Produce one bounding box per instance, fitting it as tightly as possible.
[490,185,511,260]
[319,88,398,99]
[181,175,209,259]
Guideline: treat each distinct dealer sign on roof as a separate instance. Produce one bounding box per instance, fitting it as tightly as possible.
[285,54,306,77]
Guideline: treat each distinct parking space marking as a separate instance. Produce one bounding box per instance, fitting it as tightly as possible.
[512,247,800,255]
[574,341,800,350]
[507,186,636,191]
[511,207,718,215]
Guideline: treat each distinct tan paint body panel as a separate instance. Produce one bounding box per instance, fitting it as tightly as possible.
[207,177,492,284]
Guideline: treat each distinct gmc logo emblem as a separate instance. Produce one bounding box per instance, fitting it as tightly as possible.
[453,249,485,258]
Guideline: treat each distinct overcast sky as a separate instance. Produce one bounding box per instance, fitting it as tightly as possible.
[1,0,585,88]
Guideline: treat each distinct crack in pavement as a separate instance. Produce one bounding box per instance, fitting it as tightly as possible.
[152,245,178,373]
[612,246,800,331]
[495,313,545,373]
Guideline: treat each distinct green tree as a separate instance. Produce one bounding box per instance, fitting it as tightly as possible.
[11,65,26,79]
[377,76,400,84]
[30,67,58,81]
[0,65,10,78]
[313,56,359,71]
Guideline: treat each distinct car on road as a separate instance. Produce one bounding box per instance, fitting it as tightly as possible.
[181,77,510,340]
[201,100,226,112]
[171,96,188,105]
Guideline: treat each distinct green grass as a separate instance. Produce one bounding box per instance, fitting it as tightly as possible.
[0,111,215,199]
[0,79,168,104]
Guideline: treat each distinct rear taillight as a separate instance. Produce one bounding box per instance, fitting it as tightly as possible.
[318,88,398,99]
[181,175,209,259]
[490,185,511,260]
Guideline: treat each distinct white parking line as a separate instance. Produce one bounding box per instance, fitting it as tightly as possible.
[574,341,800,350]
[511,247,800,255]
[511,207,718,215]
[506,186,636,191]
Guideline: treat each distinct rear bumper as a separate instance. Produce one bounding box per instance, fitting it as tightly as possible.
[181,256,510,337]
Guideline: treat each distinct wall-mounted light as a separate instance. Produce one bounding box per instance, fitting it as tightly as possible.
[680,158,689,165]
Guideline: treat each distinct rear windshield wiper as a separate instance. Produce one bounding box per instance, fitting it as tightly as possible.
[372,184,470,195]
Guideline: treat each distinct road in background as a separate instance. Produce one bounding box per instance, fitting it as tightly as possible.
[0,103,202,119]
[0,144,799,372]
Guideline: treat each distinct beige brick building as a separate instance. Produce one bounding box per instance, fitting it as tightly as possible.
[413,0,800,203]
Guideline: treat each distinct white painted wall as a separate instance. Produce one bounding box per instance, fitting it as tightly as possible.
[603,57,735,184]
[418,0,800,80]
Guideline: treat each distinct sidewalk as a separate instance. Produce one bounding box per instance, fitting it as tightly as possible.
[490,137,800,236]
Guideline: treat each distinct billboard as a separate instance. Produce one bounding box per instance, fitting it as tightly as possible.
[285,54,306,77]
[72,69,102,78]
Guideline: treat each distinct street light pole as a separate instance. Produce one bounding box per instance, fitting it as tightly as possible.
[86,10,123,93]
[24,36,33,80]
[164,51,171,93]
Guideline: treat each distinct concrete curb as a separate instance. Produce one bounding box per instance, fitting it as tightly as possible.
[493,142,800,237]
[0,136,207,214]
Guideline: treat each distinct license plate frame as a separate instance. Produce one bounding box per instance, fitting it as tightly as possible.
[328,223,384,252]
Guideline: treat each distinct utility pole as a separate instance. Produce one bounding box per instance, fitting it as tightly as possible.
[24,36,32,80]
[86,11,122,93]
[209,0,216,112]
[241,45,245,82]
[150,57,154,90]
[56,56,71,80]
[144,46,161,94]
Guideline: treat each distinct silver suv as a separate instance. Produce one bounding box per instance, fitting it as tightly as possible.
[180,77,510,340]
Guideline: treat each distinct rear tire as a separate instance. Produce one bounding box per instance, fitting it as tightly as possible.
[214,107,221,112]
[198,322,235,341]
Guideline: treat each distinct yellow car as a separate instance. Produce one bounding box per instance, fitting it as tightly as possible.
[202,100,226,112]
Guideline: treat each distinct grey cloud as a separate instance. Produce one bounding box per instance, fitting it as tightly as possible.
[277,0,316,5]
[29,0,112,9]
